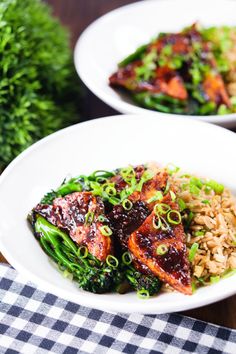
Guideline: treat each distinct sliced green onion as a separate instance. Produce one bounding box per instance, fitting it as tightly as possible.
[202,199,210,205]
[189,184,201,196]
[122,252,132,265]
[191,281,197,293]
[170,190,176,201]
[188,243,199,262]
[136,170,154,192]
[163,180,170,195]
[160,216,170,231]
[90,181,103,196]
[194,230,205,237]
[222,268,236,279]
[147,191,163,203]
[137,289,150,299]
[210,276,220,284]
[99,225,112,237]
[190,177,203,189]
[122,199,133,211]
[120,166,135,183]
[167,210,181,225]
[178,198,186,211]
[106,255,119,268]
[204,185,212,194]
[166,163,180,175]
[156,244,168,255]
[186,211,194,229]
[153,215,162,230]
[85,211,94,225]
[77,246,88,259]
[154,203,171,215]
[97,215,106,223]
[96,177,108,184]
[206,180,224,194]
[104,185,117,196]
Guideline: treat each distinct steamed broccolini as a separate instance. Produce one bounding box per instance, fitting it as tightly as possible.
[34,215,123,294]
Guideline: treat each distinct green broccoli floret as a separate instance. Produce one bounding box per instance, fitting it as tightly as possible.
[125,264,162,296]
[0,0,81,171]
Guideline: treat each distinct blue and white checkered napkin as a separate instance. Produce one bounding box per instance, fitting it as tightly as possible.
[0,264,235,354]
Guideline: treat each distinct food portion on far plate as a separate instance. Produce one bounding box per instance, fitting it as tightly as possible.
[109,24,236,116]
[28,163,236,298]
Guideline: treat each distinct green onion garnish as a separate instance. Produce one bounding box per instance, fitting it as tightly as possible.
[122,199,133,211]
[210,276,220,284]
[147,191,163,203]
[206,180,224,194]
[166,163,180,176]
[191,281,197,293]
[85,211,94,225]
[188,243,199,262]
[120,166,135,183]
[106,255,119,268]
[154,203,171,215]
[189,184,201,196]
[194,230,205,237]
[104,185,116,196]
[136,170,154,192]
[163,180,170,195]
[202,199,210,205]
[186,211,194,229]
[167,210,181,225]
[222,268,236,279]
[99,225,112,237]
[156,244,168,256]
[97,215,106,223]
[152,215,162,230]
[77,246,88,259]
[204,185,212,194]
[137,289,150,299]
[170,190,176,201]
[178,198,186,211]
[122,252,132,265]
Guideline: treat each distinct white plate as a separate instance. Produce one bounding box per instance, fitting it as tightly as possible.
[0,114,235,314]
[75,0,236,128]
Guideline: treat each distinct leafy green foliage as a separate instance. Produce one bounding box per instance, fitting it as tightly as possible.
[0,0,81,170]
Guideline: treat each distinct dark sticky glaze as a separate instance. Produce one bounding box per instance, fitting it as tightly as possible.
[109,23,230,108]
[128,194,192,295]
[109,201,149,250]
[34,192,112,262]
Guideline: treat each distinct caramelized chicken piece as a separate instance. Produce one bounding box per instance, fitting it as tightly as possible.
[109,62,187,100]
[203,73,231,107]
[109,169,168,249]
[109,62,140,91]
[34,192,111,262]
[128,196,192,295]
[153,67,187,100]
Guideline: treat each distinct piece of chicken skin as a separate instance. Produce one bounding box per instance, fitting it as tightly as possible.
[34,192,111,262]
[128,196,192,295]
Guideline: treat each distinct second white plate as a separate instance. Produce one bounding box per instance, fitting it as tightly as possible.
[74,0,236,128]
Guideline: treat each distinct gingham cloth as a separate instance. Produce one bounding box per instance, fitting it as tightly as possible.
[0,264,235,354]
